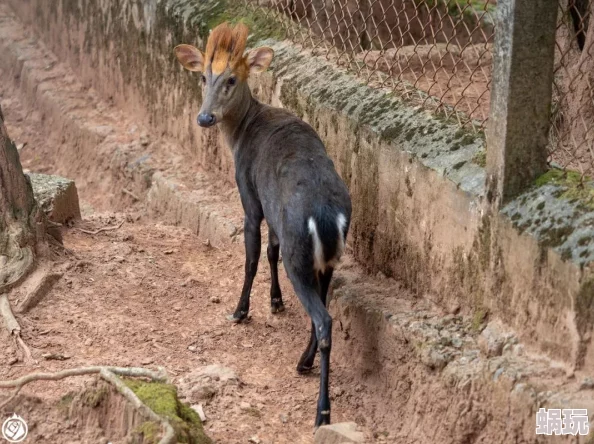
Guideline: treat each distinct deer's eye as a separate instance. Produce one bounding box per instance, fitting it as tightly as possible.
[201,75,206,84]
[227,76,236,86]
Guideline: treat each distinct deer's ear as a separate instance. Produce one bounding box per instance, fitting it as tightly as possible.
[174,44,204,72]
[247,47,274,74]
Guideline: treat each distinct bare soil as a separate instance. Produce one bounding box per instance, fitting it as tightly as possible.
[0,67,391,443]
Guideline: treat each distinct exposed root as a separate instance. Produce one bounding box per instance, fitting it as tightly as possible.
[76,220,124,235]
[18,268,63,313]
[100,368,176,444]
[0,366,169,416]
[0,244,35,294]
[0,294,35,365]
[121,188,140,201]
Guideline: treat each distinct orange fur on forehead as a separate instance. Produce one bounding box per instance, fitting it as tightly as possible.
[205,22,249,76]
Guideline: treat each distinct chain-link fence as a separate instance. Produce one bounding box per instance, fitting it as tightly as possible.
[240,0,594,177]
[551,0,594,178]
[241,0,496,130]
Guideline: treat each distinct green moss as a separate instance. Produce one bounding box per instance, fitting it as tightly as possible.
[453,160,466,170]
[540,225,574,248]
[82,386,109,408]
[405,128,416,141]
[135,421,161,444]
[575,278,594,339]
[124,379,212,444]
[459,134,475,146]
[535,169,594,210]
[472,149,486,167]
[454,128,466,139]
[471,307,487,333]
[57,392,75,416]
[380,121,404,141]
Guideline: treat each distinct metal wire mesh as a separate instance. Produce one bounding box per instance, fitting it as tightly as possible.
[551,0,594,178]
[241,0,496,130]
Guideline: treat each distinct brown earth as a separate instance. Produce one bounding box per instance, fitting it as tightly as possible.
[1,3,593,443]
[0,62,395,443]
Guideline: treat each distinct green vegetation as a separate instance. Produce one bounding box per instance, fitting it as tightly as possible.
[472,149,486,167]
[419,0,496,21]
[535,169,594,210]
[206,0,285,43]
[82,386,109,408]
[124,379,212,444]
[471,307,487,333]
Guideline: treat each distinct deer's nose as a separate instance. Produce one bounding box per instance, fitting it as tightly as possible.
[197,113,216,127]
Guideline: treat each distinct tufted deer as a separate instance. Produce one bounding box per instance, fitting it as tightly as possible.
[174,22,351,428]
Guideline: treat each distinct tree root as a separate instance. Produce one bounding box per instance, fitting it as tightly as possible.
[100,369,176,444]
[121,188,140,201]
[0,244,34,294]
[17,266,63,313]
[0,366,174,443]
[75,220,124,235]
[0,294,35,365]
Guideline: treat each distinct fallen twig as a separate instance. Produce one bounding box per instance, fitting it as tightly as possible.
[121,188,140,201]
[0,366,168,411]
[76,220,124,235]
[0,294,35,365]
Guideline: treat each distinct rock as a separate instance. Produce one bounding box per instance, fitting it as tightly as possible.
[197,364,238,383]
[240,401,252,410]
[420,347,450,370]
[579,377,594,390]
[314,422,364,444]
[27,173,81,224]
[451,337,463,348]
[181,277,198,287]
[248,436,261,444]
[477,322,505,357]
[191,404,207,422]
[188,384,217,403]
[209,296,220,304]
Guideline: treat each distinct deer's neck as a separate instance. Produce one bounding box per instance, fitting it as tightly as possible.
[220,86,259,150]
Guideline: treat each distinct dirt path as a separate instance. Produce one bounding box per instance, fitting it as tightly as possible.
[0,60,391,443]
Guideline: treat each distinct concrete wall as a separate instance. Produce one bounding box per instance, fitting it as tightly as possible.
[8,0,593,369]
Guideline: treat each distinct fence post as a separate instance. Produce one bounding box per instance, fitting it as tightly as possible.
[486,0,558,206]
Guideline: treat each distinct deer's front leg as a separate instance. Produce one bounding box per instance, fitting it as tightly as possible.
[228,216,262,323]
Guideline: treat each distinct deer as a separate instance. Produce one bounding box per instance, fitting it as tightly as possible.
[174,22,352,428]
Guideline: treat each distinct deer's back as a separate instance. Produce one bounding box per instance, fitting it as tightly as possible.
[235,104,351,241]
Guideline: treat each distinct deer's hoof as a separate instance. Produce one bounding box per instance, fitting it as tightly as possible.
[226,312,250,323]
[296,363,313,375]
[270,300,285,314]
[314,410,331,429]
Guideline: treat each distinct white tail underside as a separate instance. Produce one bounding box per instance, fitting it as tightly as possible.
[308,213,347,272]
